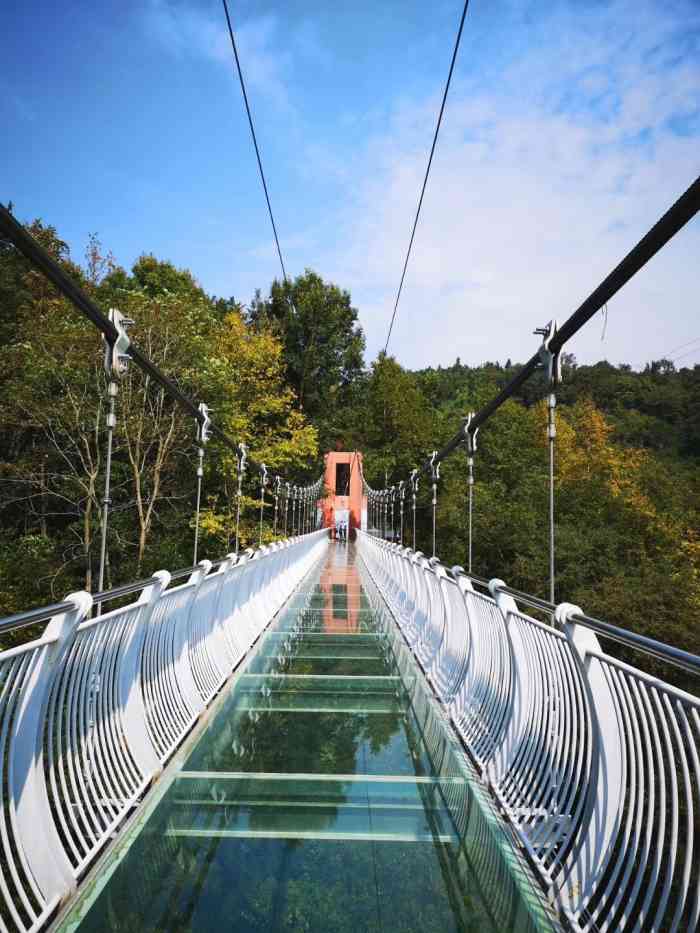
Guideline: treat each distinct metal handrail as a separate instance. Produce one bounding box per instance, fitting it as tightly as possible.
[0,600,75,636]
[426,553,699,677]
[569,610,700,678]
[489,580,700,676]
[0,552,257,636]
[91,577,164,605]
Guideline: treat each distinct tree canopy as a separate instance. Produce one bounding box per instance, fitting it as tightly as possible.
[0,216,698,684]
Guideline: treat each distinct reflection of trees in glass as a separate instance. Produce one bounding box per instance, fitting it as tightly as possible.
[332,583,348,620]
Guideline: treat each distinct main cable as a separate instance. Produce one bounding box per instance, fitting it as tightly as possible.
[221,0,288,284]
[383,0,471,355]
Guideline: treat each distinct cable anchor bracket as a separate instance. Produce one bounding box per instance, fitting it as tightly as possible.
[534,319,561,389]
[103,308,134,378]
[197,402,212,445]
[429,451,441,488]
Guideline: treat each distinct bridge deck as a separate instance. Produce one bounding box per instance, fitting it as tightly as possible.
[56,544,557,933]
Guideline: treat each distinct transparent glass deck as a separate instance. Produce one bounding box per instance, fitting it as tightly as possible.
[59,544,558,933]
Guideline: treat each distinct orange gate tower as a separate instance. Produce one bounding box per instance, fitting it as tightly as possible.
[320,450,367,538]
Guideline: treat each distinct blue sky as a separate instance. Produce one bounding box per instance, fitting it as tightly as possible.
[2,0,699,369]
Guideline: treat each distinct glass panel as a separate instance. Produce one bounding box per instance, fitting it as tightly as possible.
[60,544,557,933]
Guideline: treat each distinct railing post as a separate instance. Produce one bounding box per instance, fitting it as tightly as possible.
[398,479,405,545]
[12,592,93,901]
[554,601,622,920]
[119,572,170,778]
[172,563,211,715]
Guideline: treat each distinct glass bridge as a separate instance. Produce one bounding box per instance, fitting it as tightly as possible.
[58,544,557,933]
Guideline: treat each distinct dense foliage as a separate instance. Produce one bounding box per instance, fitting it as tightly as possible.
[1,217,698,679]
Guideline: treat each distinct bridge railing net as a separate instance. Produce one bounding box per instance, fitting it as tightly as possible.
[0,529,329,933]
[356,530,700,933]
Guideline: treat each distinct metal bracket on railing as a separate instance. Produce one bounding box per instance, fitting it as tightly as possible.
[488,577,519,618]
[451,564,475,593]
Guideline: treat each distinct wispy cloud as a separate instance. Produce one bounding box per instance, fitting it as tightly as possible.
[140,0,329,111]
[140,0,291,107]
[313,0,700,368]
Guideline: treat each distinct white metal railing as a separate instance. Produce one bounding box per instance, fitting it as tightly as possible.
[357,530,700,933]
[0,529,329,933]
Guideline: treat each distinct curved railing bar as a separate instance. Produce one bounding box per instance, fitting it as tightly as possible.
[466,575,700,677]
[0,529,330,933]
[355,531,700,932]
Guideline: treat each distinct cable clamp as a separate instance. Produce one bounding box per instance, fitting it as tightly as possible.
[104,308,134,377]
[462,411,479,455]
[197,402,212,444]
[429,451,440,485]
[534,320,560,387]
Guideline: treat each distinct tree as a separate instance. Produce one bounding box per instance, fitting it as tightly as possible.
[197,309,318,554]
[247,270,365,445]
[0,224,319,612]
[361,355,435,487]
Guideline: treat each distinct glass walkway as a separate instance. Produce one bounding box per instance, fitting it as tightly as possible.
[59,544,558,933]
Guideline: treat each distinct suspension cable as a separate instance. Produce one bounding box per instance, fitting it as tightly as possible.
[371,173,700,565]
[417,174,700,474]
[0,203,272,470]
[383,0,471,355]
[221,0,289,285]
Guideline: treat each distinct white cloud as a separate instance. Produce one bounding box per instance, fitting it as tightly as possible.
[140,0,291,107]
[312,0,700,370]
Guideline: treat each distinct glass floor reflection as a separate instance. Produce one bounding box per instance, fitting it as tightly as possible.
[59,543,558,933]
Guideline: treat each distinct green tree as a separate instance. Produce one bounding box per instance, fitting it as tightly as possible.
[247,270,365,446]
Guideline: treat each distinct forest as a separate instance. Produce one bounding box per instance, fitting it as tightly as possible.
[1,216,698,677]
